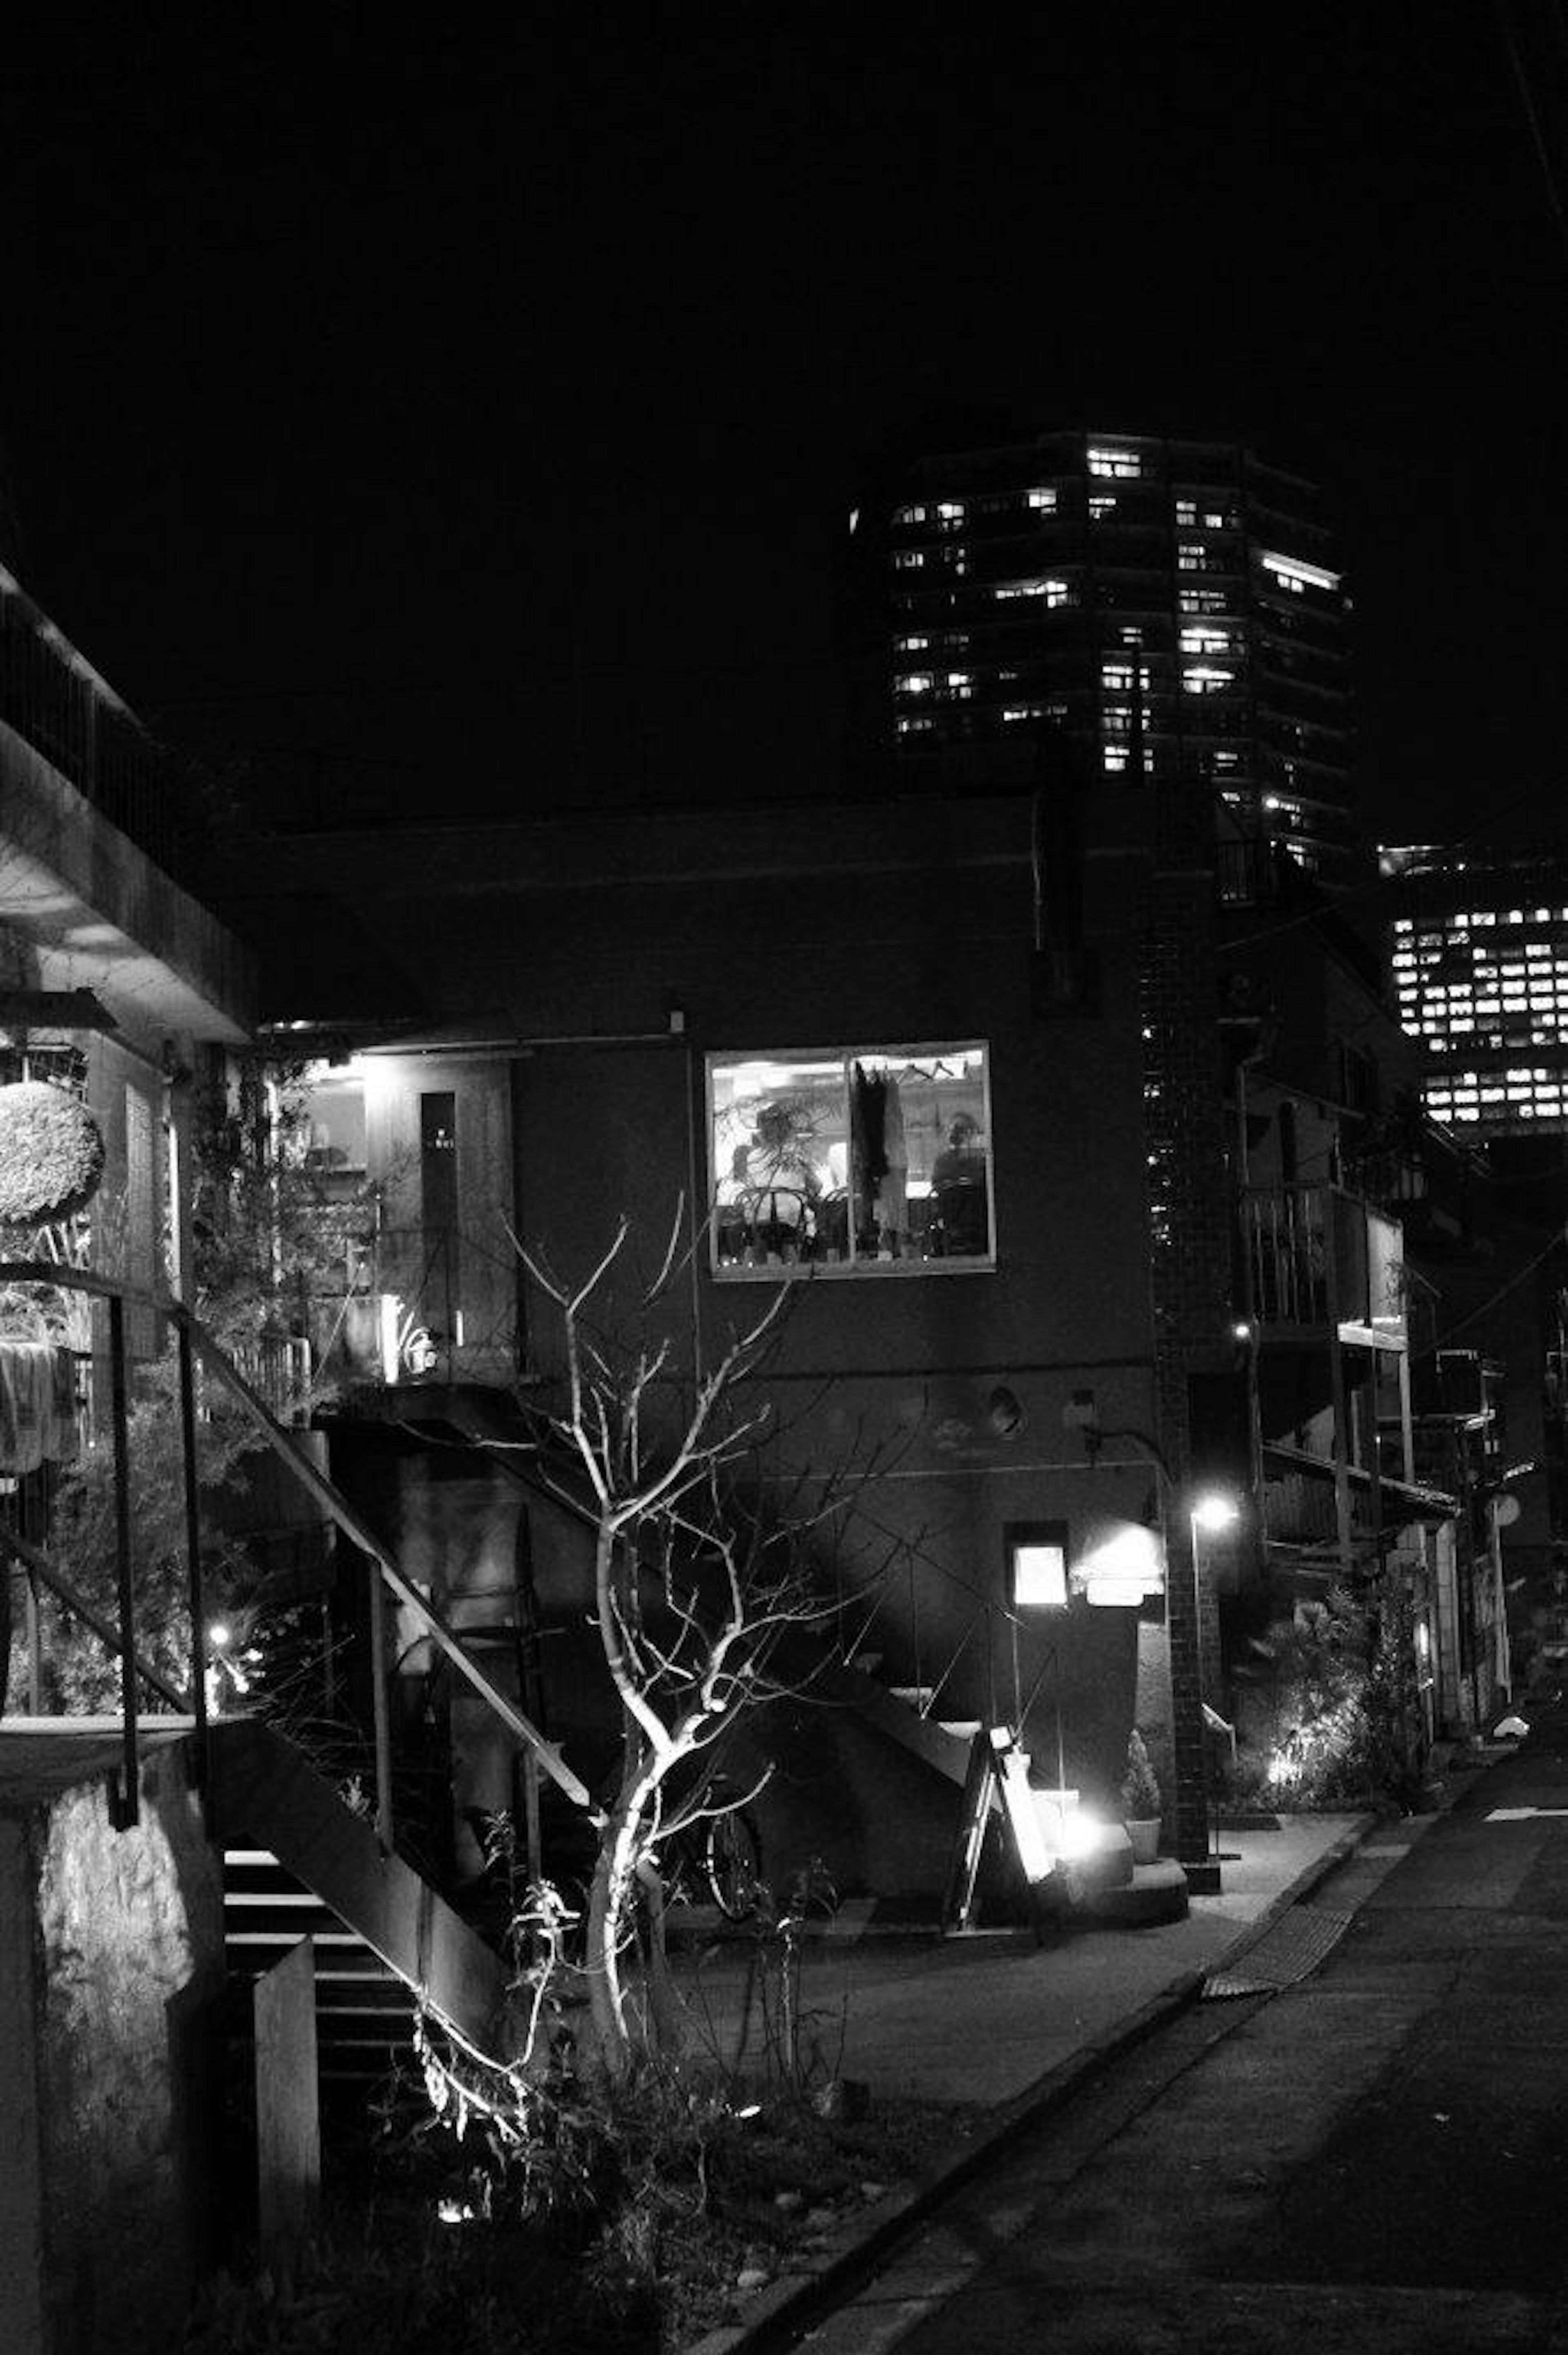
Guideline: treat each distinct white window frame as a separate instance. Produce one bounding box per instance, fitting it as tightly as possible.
[706,1041,996,1281]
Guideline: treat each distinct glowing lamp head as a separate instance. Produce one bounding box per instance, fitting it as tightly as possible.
[207,1621,232,1650]
[1191,1493,1239,1535]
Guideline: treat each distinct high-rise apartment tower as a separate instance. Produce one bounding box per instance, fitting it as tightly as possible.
[882,430,1356,880]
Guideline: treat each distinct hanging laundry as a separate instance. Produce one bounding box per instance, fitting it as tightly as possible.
[875,1071,910,1239]
[0,1341,72,1477]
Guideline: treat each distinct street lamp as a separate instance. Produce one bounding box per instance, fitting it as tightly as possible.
[1062,1394,1240,1883]
[1191,1492,1239,1538]
[1189,1492,1240,1864]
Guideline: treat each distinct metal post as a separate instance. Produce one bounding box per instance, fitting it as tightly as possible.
[1010,1612,1022,1735]
[108,1294,139,1828]
[1190,1513,1215,1865]
[178,1321,210,1801]
[25,1573,42,1713]
[909,1553,921,1708]
[368,1554,394,1851]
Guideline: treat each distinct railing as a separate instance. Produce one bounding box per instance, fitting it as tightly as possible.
[0,1262,588,1853]
[1244,1184,1406,1343]
[1261,1460,1343,1550]
[301,1221,521,1390]
[832,1517,1069,1776]
[229,1331,313,1425]
[0,1267,208,1830]
[0,570,226,898]
[1245,1185,1331,1327]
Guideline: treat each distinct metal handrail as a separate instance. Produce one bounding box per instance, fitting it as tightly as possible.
[0,1261,201,1826]
[172,1305,592,1835]
[0,1262,591,1852]
[0,1519,188,1710]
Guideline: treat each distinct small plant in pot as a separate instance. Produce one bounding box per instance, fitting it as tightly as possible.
[1120,1729,1163,1864]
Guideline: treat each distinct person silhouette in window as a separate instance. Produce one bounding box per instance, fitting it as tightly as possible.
[930,1113,988,1255]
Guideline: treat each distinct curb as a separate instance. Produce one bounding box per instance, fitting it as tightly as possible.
[683,1967,1203,2355]
[681,1812,1383,2355]
[1197,1811,1379,1981]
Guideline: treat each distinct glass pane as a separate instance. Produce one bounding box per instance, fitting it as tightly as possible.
[710,1056,850,1267]
[851,1048,990,1262]
[710,1044,991,1275]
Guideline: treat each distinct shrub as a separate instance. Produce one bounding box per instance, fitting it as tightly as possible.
[1120,1728,1161,1818]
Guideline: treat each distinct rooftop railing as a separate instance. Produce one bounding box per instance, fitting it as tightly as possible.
[0,568,231,897]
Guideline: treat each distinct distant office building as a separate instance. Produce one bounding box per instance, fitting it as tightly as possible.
[1383,844,1568,1135]
[881,429,1356,880]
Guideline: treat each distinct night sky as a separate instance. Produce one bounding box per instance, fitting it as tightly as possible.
[3,6,1566,846]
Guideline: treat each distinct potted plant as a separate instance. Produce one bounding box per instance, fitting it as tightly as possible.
[1120,1729,1163,1864]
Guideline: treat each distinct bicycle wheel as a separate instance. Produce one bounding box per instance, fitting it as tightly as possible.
[702,1806,763,1920]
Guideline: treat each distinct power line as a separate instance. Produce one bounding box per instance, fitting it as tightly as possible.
[1499,0,1568,247]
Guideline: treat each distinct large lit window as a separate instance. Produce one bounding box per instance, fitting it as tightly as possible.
[295,1068,368,1196]
[1026,487,1056,511]
[708,1045,993,1277]
[1088,446,1142,478]
[1260,551,1340,595]
[993,576,1070,604]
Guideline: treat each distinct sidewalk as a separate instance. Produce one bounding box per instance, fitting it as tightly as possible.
[664,1814,1369,2110]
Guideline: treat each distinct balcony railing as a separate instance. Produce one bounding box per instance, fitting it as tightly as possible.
[305,1223,521,1389]
[0,568,227,897]
[1244,1184,1406,1345]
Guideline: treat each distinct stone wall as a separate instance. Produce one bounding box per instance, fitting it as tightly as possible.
[0,1732,223,2355]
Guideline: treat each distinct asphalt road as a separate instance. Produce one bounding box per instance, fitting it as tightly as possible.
[795,1713,1568,2354]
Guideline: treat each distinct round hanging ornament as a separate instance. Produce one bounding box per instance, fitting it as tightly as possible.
[0,1081,107,1225]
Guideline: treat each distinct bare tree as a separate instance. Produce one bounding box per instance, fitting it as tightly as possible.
[517,1207,863,2076]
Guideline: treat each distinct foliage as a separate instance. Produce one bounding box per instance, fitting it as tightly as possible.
[13,1053,367,1712]
[180,2076,970,2355]
[190,1054,372,1383]
[677,1860,844,2094]
[1119,1727,1161,1819]
[0,1081,105,1224]
[1234,1581,1424,1811]
[180,2207,633,2355]
[27,1360,262,1712]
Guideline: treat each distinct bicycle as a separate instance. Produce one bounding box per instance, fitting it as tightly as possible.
[654,1777,765,1920]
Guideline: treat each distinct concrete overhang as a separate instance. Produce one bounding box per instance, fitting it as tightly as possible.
[0,718,254,1048]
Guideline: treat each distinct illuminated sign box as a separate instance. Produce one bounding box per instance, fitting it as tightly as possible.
[1006,1520,1069,1609]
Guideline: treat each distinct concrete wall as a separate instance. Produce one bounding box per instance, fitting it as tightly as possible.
[0,1735,223,2355]
[267,796,1179,1891]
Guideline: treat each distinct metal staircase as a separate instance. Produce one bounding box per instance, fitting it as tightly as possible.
[221,1842,417,2115]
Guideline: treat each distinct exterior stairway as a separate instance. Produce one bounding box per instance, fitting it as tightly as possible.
[396,1390,991,1795]
[211,1717,510,2123]
[222,1842,417,2119]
